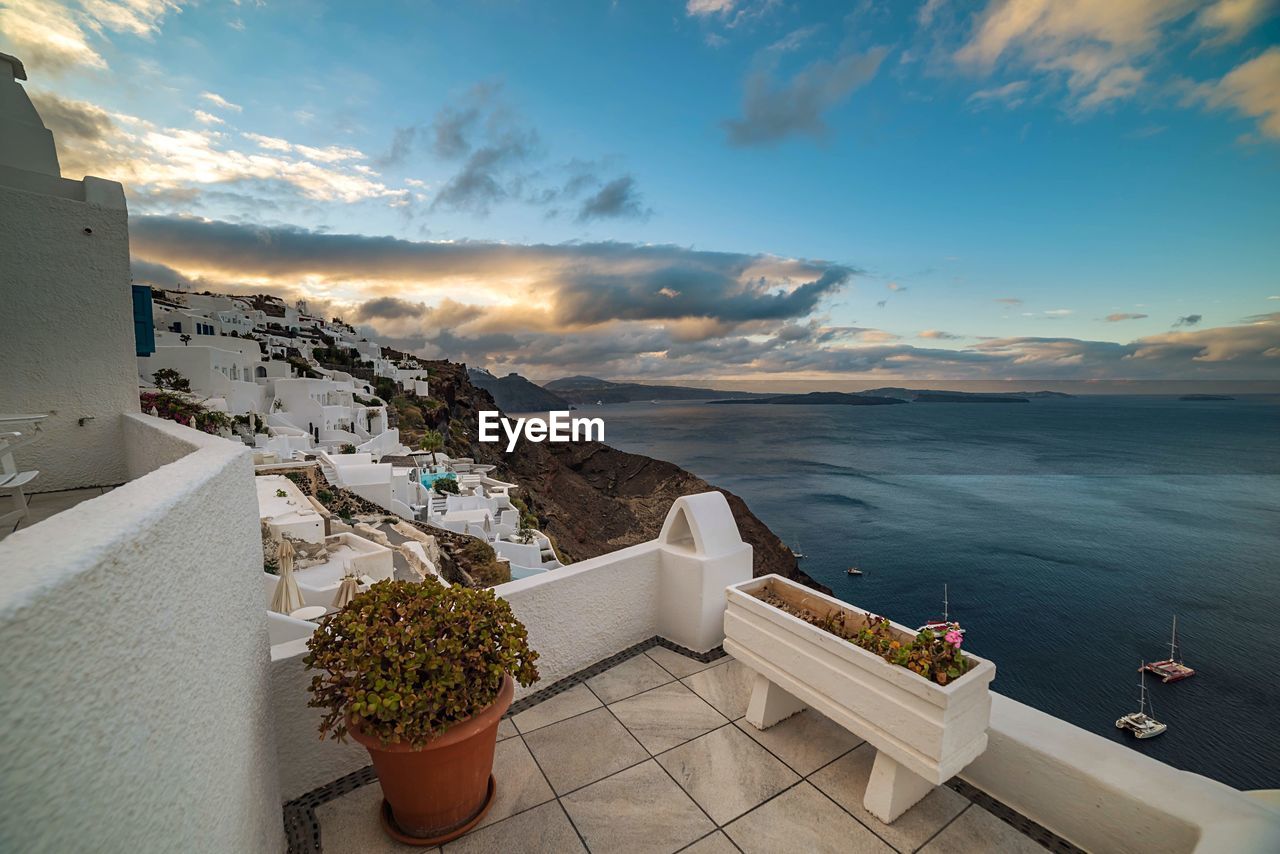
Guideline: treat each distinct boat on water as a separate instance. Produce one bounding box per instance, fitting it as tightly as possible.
[1117,665,1168,739]
[1142,615,1195,683]
[790,540,805,560]
[917,584,964,636]
[846,566,863,576]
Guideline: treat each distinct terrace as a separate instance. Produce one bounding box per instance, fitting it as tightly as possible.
[294,642,1069,854]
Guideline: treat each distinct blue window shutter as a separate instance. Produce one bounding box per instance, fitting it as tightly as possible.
[132,285,155,356]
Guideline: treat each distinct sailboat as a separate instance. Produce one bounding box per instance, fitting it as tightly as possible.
[790,539,805,560]
[1142,615,1196,683]
[917,584,964,636]
[1116,664,1168,738]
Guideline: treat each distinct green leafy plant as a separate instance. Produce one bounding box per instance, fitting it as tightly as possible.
[305,580,538,747]
[275,488,288,498]
[418,429,444,464]
[754,589,973,686]
[340,443,357,454]
[433,477,460,496]
[316,489,334,504]
[152,367,191,392]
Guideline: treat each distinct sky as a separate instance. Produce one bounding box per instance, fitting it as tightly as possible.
[3,0,1279,386]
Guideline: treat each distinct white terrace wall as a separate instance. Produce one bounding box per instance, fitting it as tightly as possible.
[0,414,283,852]
[0,56,138,492]
[495,492,753,694]
[964,693,1280,854]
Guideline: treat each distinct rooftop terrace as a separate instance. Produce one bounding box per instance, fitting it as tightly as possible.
[290,642,1072,854]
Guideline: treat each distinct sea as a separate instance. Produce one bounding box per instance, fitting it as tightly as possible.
[585,394,1280,790]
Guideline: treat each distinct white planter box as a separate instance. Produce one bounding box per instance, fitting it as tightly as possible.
[724,574,996,822]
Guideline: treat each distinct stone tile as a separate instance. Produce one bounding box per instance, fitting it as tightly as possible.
[918,805,1049,854]
[810,744,968,853]
[647,646,719,678]
[586,654,675,704]
[735,709,863,776]
[561,760,714,854]
[523,707,649,795]
[496,717,517,742]
[511,682,601,734]
[725,782,893,854]
[609,682,729,754]
[681,658,755,720]
[474,736,554,830]
[316,783,439,853]
[444,801,584,854]
[680,831,740,854]
[657,724,799,825]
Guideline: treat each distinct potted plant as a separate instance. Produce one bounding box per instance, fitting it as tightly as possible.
[724,575,995,823]
[305,579,539,845]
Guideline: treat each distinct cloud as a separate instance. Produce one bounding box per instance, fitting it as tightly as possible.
[995,297,1023,305]
[0,0,186,73]
[576,175,650,222]
[954,0,1197,113]
[128,215,856,329]
[1188,47,1280,139]
[919,329,961,339]
[686,0,737,15]
[1043,308,1073,316]
[1195,0,1277,46]
[129,218,1280,381]
[887,281,907,292]
[967,79,1031,108]
[1105,312,1148,322]
[1173,314,1203,327]
[918,0,947,27]
[192,110,224,125]
[200,91,242,113]
[29,91,405,206]
[723,47,888,146]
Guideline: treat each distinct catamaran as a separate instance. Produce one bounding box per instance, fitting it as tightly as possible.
[1142,615,1195,683]
[1117,664,1168,738]
[917,583,964,635]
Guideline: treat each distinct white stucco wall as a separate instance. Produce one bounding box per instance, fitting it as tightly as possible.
[964,693,1280,853]
[0,414,283,853]
[0,181,138,491]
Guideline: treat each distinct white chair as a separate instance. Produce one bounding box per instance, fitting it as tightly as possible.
[0,431,39,535]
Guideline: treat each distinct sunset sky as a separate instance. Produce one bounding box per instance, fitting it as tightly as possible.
[4,0,1279,384]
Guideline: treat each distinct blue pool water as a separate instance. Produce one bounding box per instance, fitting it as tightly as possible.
[594,395,1280,790]
[420,471,457,488]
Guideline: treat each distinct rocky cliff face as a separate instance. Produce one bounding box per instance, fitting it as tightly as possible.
[410,359,828,593]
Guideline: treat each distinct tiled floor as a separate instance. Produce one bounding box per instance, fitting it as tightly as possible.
[4,485,115,537]
[308,647,1058,854]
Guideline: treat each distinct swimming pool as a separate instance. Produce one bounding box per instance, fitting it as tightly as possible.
[420,471,457,488]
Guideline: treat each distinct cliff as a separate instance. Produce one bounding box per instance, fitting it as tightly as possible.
[404,358,828,593]
[467,368,571,412]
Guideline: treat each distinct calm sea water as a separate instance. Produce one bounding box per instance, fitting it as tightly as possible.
[591,396,1280,790]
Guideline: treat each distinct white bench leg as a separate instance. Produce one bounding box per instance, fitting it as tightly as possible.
[745,672,805,729]
[863,749,936,823]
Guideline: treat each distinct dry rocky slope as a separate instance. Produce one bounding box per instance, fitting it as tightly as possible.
[400,356,828,593]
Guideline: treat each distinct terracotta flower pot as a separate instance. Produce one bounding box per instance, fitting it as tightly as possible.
[347,674,514,846]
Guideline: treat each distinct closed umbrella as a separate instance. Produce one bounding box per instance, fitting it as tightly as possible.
[332,574,360,609]
[482,514,493,539]
[270,538,305,614]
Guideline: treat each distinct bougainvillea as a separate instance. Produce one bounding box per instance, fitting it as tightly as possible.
[304,579,539,747]
[139,390,234,435]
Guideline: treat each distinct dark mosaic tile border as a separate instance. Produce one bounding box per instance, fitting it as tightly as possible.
[283,638,1080,854]
[946,779,1085,854]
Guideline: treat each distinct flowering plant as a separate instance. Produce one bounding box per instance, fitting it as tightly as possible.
[139,390,233,435]
[856,616,971,686]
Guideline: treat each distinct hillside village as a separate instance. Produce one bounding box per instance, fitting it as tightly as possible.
[133,286,566,592]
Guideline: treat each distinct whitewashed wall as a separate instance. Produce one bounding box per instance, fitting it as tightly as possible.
[0,177,137,491]
[0,414,283,852]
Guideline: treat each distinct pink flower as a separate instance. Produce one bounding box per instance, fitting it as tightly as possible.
[944,629,963,649]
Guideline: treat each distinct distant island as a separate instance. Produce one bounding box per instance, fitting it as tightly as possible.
[859,387,1071,402]
[708,392,907,406]
[468,369,571,412]
[1179,394,1235,401]
[544,375,770,405]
